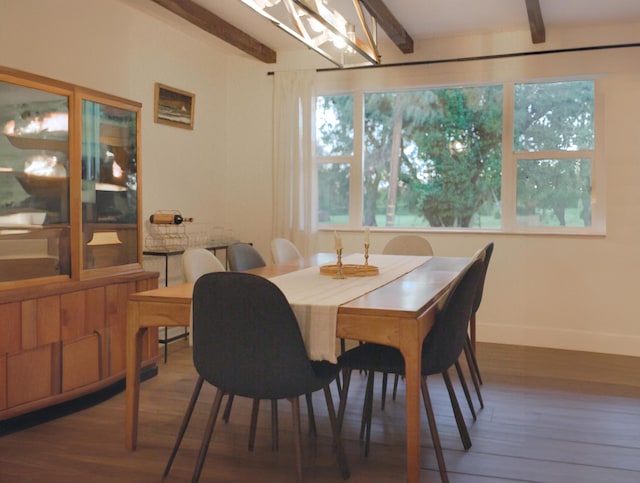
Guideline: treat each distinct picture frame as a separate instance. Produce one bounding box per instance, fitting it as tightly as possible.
[154,83,195,130]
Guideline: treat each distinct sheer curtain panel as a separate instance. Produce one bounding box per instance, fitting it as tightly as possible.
[272,70,316,256]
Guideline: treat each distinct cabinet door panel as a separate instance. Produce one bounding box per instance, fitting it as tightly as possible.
[0,354,6,410]
[38,295,61,346]
[7,344,55,407]
[85,287,106,332]
[61,291,86,341]
[62,334,100,392]
[21,299,38,350]
[0,302,21,354]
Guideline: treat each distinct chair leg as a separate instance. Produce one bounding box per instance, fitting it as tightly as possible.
[464,338,484,408]
[271,399,279,451]
[381,372,388,410]
[323,385,350,479]
[360,371,374,440]
[192,388,225,483]
[222,394,234,422]
[163,376,205,478]
[337,368,353,434]
[289,397,304,483]
[362,371,375,457]
[392,374,400,401]
[305,393,317,437]
[420,378,449,483]
[466,334,483,386]
[248,399,260,452]
[442,370,472,450]
[454,360,477,421]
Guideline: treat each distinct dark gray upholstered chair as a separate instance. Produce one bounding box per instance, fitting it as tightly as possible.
[222,242,268,433]
[163,272,349,483]
[463,241,495,409]
[336,259,483,483]
[381,235,435,409]
[227,242,267,272]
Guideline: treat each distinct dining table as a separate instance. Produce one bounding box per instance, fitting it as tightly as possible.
[125,252,471,483]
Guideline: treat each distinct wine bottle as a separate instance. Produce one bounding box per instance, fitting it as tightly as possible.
[149,213,193,225]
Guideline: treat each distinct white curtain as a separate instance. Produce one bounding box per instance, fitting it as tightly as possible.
[272,70,316,256]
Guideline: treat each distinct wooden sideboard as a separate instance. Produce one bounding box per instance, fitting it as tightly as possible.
[0,270,158,421]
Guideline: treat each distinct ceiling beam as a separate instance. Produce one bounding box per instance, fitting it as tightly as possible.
[151,0,277,63]
[525,0,546,44]
[359,0,414,54]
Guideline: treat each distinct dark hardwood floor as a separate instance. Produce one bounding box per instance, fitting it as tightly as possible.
[1,341,639,482]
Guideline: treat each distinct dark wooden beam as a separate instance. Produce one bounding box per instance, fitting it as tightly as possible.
[358,0,414,54]
[525,0,546,44]
[151,0,276,63]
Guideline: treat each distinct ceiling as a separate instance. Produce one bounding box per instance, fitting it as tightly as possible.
[152,0,640,63]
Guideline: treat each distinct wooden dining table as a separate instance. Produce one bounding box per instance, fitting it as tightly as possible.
[125,253,471,483]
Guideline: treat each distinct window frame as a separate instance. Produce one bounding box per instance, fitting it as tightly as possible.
[312,77,605,236]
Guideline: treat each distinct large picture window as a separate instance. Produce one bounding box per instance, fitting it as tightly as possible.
[314,79,601,234]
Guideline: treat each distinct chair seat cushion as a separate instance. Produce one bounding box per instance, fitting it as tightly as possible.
[338,343,405,374]
[311,360,340,381]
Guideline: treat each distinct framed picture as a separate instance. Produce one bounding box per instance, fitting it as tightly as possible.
[154,83,195,130]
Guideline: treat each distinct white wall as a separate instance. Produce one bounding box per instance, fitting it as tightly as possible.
[307,25,640,358]
[2,0,640,357]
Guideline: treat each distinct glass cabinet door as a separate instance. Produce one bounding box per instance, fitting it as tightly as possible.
[0,79,71,282]
[81,99,138,270]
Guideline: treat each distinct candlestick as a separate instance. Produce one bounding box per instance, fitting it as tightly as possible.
[335,248,345,279]
[364,243,370,266]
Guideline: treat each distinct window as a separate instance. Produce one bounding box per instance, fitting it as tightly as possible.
[315,95,353,225]
[513,81,595,228]
[314,79,601,234]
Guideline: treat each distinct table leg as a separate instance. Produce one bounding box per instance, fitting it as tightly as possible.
[125,302,144,451]
[399,307,437,483]
[400,334,423,483]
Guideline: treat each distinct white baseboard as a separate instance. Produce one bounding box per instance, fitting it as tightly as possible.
[479,323,640,357]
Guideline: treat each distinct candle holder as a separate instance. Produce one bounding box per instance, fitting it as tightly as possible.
[320,247,379,277]
[364,243,370,266]
[335,248,345,279]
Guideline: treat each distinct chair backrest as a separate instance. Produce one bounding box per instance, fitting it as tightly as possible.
[227,243,267,272]
[192,272,321,399]
[421,258,484,374]
[271,238,302,264]
[182,247,226,282]
[382,235,434,256]
[472,242,494,316]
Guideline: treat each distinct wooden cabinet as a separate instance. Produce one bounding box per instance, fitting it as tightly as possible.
[0,272,158,420]
[0,66,159,420]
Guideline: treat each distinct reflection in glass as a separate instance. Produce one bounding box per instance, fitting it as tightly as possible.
[0,80,70,282]
[82,100,138,269]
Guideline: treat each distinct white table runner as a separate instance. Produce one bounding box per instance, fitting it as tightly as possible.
[268,253,430,363]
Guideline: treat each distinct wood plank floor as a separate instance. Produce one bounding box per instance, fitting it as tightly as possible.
[1,341,639,482]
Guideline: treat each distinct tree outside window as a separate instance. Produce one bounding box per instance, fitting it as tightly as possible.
[314,79,597,232]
